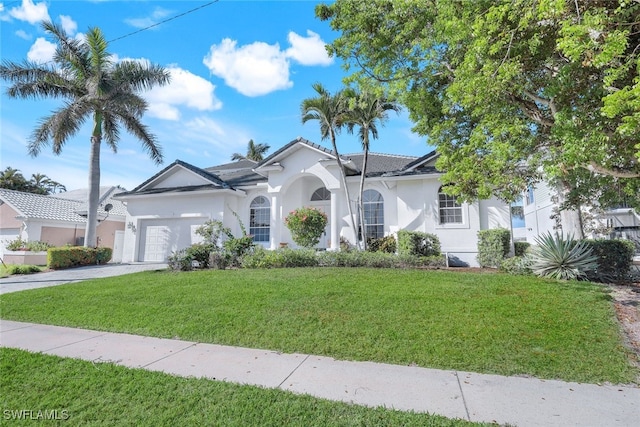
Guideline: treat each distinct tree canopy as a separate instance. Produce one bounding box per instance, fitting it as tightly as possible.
[317,0,640,210]
[0,167,66,195]
[231,139,271,161]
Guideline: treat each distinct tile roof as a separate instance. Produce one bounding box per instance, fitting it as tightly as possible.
[344,152,419,177]
[0,187,127,222]
[205,160,266,187]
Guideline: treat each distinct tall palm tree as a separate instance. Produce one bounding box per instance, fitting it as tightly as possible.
[344,90,400,250]
[0,167,27,191]
[301,83,359,249]
[231,139,270,161]
[0,21,170,247]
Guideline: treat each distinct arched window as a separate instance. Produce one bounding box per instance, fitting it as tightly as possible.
[438,187,462,224]
[310,187,331,201]
[250,196,270,242]
[363,189,384,239]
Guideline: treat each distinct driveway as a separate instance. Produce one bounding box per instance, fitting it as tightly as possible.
[0,263,168,295]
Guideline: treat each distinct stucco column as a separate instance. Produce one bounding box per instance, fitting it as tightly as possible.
[270,193,281,250]
[330,190,339,251]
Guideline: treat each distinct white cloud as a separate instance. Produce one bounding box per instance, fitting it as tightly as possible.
[59,15,77,35]
[9,0,50,25]
[285,30,333,66]
[144,65,222,121]
[27,37,55,63]
[203,38,292,97]
[125,7,171,29]
[15,29,31,40]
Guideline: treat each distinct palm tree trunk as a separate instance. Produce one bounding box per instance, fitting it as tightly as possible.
[330,132,360,250]
[358,147,369,250]
[85,126,102,248]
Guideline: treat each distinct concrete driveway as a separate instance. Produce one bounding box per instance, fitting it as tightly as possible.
[0,263,168,295]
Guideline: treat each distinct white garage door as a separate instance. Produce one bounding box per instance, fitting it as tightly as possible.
[139,218,206,262]
[0,228,20,257]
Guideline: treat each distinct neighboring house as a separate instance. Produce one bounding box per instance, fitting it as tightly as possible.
[521,180,640,253]
[115,137,511,266]
[0,186,127,261]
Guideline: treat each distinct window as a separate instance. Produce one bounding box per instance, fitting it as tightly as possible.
[310,187,331,201]
[363,189,384,239]
[525,186,535,206]
[438,187,463,224]
[250,196,270,242]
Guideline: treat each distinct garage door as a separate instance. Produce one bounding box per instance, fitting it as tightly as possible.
[139,218,206,262]
[0,228,20,257]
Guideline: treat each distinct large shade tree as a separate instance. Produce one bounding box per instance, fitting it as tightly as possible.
[301,83,360,249]
[318,0,640,237]
[0,21,170,246]
[343,89,400,249]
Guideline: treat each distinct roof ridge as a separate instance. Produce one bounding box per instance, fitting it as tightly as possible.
[0,188,83,204]
[344,152,419,159]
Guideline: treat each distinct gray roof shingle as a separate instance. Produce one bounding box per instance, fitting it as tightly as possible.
[0,187,127,222]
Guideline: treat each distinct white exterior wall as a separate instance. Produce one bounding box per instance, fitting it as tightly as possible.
[523,181,557,242]
[121,192,239,262]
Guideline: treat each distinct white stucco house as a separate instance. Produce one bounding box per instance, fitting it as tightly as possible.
[115,137,512,266]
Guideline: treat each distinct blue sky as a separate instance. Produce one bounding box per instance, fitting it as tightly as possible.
[1,0,430,191]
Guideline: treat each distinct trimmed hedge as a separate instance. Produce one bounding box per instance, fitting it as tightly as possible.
[397,230,441,257]
[583,239,635,284]
[477,228,511,268]
[47,247,113,270]
[367,235,397,253]
[514,241,531,257]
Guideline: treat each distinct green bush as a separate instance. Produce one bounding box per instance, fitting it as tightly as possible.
[514,241,531,257]
[242,247,319,269]
[367,235,397,253]
[397,230,440,257]
[168,249,193,271]
[582,239,635,284]
[47,246,112,270]
[284,207,328,248]
[499,256,533,275]
[477,228,511,268]
[5,238,52,252]
[6,264,41,275]
[185,243,215,269]
[223,236,255,267]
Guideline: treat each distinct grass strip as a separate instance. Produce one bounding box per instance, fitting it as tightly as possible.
[0,348,484,426]
[0,268,636,384]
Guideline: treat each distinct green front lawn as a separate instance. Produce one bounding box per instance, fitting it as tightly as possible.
[0,348,482,426]
[1,268,636,384]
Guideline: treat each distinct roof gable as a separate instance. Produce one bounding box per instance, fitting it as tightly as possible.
[129,160,230,193]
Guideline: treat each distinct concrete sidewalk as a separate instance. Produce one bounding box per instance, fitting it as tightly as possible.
[0,263,168,295]
[1,320,638,426]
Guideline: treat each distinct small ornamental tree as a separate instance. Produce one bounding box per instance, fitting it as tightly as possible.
[284,207,328,248]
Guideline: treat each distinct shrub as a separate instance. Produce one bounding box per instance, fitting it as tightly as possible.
[339,236,354,252]
[530,232,599,281]
[316,251,446,269]
[5,238,52,252]
[6,264,41,275]
[367,235,397,253]
[582,239,635,284]
[397,230,440,257]
[477,228,511,268]
[242,247,318,269]
[284,207,328,248]
[47,246,111,270]
[186,243,215,269]
[514,241,531,257]
[168,249,193,271]
[499,256,533,275]
[223,235,255,267]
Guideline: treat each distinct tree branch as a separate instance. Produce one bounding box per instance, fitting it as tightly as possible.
[586,161,640,178]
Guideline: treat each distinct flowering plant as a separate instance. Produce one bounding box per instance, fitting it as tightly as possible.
[284,206,328,248]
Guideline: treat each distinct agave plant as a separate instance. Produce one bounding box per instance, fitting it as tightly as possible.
[530,232,599,280]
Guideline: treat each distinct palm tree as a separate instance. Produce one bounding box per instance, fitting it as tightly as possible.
[0,167,28,191]
[344,90,400,250]
[301,83,359,249]
[0,21,170,247]
[30,173,51,194]
[231,139,270,161]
